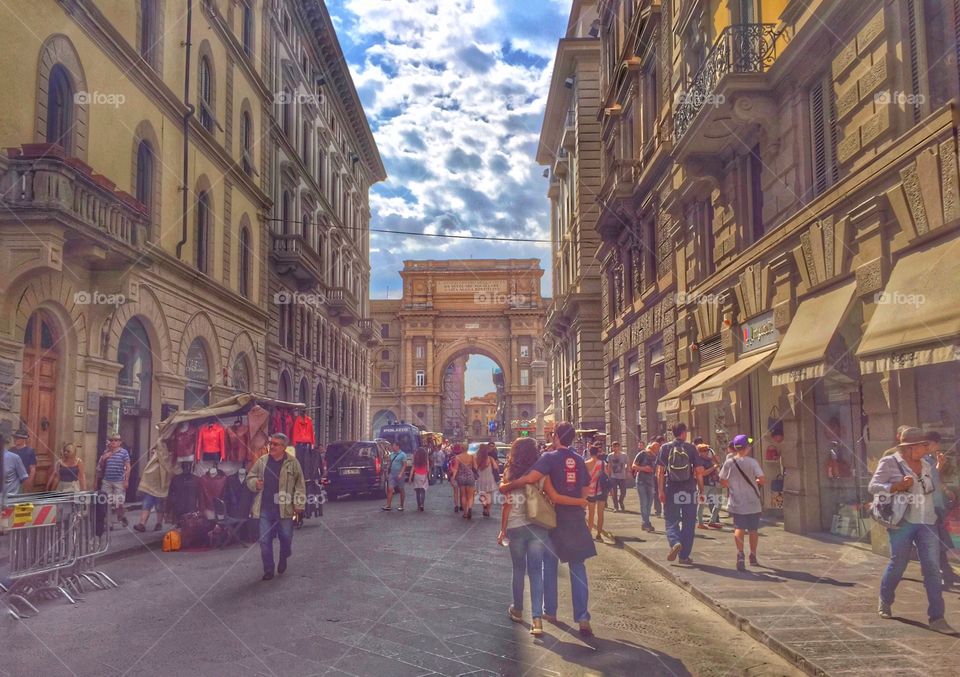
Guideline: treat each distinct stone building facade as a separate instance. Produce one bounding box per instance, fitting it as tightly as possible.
[592,0,960,542]
[264,0,384,447]
[540,0,606,432]
[0,0,275,493]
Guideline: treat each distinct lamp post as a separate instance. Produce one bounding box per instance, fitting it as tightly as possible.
[531,359,548,441]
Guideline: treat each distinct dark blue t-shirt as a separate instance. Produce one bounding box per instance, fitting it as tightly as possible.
[656,439,708,495]
[532,447,588,501]
[14,446,36,470]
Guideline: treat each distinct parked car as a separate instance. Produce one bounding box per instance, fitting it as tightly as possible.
[324,440,391,500]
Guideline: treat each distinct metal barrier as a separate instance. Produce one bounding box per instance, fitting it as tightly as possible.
[1,490,116,619]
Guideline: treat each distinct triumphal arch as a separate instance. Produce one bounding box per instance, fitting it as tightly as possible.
[370,259,550,441]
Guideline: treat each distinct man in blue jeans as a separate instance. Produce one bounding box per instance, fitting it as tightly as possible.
[657,422,706,565]
[631,440,659,532]
[247,433,306,581]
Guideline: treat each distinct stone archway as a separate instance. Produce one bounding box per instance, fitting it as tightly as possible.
[434,343,508,441]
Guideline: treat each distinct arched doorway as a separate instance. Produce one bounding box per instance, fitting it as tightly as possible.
[19,310,61,489]
[327,388,338,442]
[183,338,211,409]
[277,370,292,402]
[339,392,349,441]
[371,409,396,439]
[298,378,309,407]
[315,384,325,445]
[117,318,153,500]
[438,349,506,443]
[350,396,358,439]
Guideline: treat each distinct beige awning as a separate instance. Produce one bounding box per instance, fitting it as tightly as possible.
[769,281,857,385]
[857,239,960,374]
[691,347,778,406]
[657,364,724,413]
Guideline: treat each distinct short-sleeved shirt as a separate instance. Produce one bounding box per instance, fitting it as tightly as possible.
[3,450,29,496]
[532,447,589,503]
[388,451,407,477]
[633,450,657,487]
[101,448,130,482]
[656,439,708,496]
[606,452,629,480]
[719,455,764,515]
[13,446,37,471]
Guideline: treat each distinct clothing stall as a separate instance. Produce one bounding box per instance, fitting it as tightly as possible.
[139,394,319,548]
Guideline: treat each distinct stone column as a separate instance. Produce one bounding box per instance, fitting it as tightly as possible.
[531,359,548,441]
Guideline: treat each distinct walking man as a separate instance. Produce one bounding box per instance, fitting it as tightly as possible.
[696,443,723,529]
[718,435,765,570]
[98,434,131,527]
[11,430,36,492]
[631,441,658,532]
[657,422,706,565]
[382,441,407,511]
[247,433,305,581]
[606,441,629,512]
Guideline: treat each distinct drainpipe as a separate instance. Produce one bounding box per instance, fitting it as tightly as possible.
[176,0,194,259]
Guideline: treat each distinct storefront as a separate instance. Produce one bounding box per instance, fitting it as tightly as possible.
[116,318,155,501]
[184,339,212,409]
[857,237,960,551]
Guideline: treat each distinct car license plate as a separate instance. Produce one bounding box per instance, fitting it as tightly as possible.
[342,468,360,475]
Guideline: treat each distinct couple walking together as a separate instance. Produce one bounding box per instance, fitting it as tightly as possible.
[497,422,597,637]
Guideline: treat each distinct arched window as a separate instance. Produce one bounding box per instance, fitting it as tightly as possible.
[196,190,210,273]
[281,190,291,235]
[46,64,73,151]
[282,86,293,137]
[239,227,251,298]
[240,110,253,175]
[301,215,310,241]
[140,0,159,68]
[199,56,214,131]
[242,3,254,56]
[135,140,154,240]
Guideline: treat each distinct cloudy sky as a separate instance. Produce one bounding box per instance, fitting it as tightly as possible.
[327,0,569,301]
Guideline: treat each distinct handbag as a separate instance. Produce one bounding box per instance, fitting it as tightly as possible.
[771,474,784,493]
[524,480,556,530]
[732,459,762,500]
[870,458,910,529]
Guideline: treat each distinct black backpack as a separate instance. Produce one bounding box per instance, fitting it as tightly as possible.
[665,442,692,483]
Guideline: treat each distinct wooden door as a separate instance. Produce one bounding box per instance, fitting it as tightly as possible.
[20,312,60,490]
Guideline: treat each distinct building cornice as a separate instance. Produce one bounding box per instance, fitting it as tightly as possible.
[537,38,601,164]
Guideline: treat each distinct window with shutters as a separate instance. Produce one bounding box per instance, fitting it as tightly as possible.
[809,75,838,198]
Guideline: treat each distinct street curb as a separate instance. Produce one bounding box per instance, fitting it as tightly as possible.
[605,529,830,677]
[97,534,164,564]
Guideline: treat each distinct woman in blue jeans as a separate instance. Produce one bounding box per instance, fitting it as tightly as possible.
[498,437,584,636]
[869,427,954,634]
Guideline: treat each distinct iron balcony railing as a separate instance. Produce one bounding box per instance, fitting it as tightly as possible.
[673,23,782,142]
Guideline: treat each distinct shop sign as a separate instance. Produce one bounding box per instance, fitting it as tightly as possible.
[738,311,778,355]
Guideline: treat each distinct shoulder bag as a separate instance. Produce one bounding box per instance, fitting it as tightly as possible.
[870,458,910,529]
[524,479,557,530]
[732,459,762,499]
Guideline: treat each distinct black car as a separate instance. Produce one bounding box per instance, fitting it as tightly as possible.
[324,440,391,500]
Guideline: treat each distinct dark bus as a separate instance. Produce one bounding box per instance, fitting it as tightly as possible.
[377,421,421,454]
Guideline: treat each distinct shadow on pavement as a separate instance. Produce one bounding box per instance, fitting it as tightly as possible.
[540,623,691,675]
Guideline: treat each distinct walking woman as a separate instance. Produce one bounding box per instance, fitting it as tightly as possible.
[448,444,461,512]
[46,443,86,493]
[585,445,608,541]
[452,443,477,518]
[476,443,498,517]
[409,447,430,512]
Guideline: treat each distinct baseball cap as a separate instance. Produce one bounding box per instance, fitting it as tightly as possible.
[732,434,753,448]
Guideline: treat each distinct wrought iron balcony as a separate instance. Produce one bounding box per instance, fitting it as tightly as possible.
[672,24,782,146]
[561,108,577,150]
[553,147,569,177]
[270,233,323,290]
[0,143,147,266]
[326,286,360,325]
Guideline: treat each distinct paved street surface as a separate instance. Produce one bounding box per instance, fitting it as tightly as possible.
[3,491,801,677]
[601,490,960,677]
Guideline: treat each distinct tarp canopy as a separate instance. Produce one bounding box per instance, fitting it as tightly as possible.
[769,281,857,385]
[138,394,306,498]
[857,239,960,374]
[691,347,778,406]
[657,364,724,413]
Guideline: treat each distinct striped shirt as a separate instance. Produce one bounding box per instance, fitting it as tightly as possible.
[102,448,130,482]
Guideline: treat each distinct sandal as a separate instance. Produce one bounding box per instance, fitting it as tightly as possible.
[508,606,523,623]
